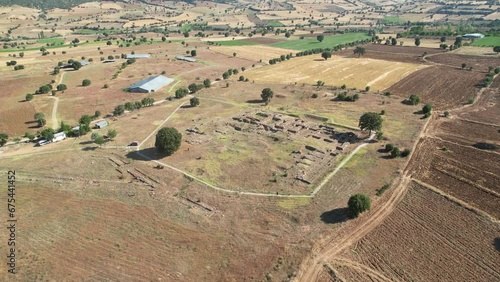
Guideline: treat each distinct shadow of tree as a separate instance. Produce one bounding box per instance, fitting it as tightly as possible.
[125,147,170,161]
[320,207,351,224]
[246,99,264,104]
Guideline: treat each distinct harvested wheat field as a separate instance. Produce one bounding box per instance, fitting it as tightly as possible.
[335,181,500,282]
[243,55,427,90]
[212,45,295,62]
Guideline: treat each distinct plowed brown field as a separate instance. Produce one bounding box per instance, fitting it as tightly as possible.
[387,65,484,109]
[336,181,500,282]
[427,53,500,72]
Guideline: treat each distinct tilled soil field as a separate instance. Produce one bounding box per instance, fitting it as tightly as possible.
[408,137,500,218]
[337,44,445,64]
[336,181,500,282]
[386,65,484,110]
[458,79,500,125]
[435,118,500,148]
[426,53,500,72]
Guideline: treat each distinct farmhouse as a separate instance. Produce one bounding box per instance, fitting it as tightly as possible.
[95,120,108,129]
[52,132,66,142]
[176,55,197,62]
[128,75,174,93]
[462,33,485,39]
[127,54,151,59]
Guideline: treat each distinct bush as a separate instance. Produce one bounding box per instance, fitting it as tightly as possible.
[25,94,34,101]
[113,105,125,116]
[409,94,420,105]
[190,97,200,107]
[401,148,411,157]
[422,104,432,114]
[348,194,371,217]
[82,79,91,86]
[390,147,401,158]
[380,109,386,115]
[385,143,394,152]
[311,93,318,98]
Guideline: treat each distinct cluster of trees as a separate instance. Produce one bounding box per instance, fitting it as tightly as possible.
[113,97,155,116]
[295,39,370,57]
[175,88,189,98]
[336,92,360,102]
[422,104,432,118]
[223,68,239,79]
[482,70,499,87]
[408,94,420,105]
[91,129,117,146]
[385,143,411,158]
[269,54,293,65]
[34,113,46,127]
[6,60,16,66]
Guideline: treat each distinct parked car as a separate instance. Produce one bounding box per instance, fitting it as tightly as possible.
[37,139,51,146]
[129,141,139,146]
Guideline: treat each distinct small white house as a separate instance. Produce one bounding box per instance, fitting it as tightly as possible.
[52,132,66,142]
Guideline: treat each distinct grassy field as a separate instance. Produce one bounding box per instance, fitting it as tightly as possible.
[215,40,258,46]
[267,21,284,27]
[471,36,500,47]
[383,16,405,24]
[270,33,371,50]
[37,37,65,45]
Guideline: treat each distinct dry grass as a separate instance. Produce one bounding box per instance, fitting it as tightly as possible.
[243,55,427,91]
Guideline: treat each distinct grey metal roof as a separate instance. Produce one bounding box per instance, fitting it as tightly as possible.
[127,54,151,59]
[128,75,174,92]
[54,132,66,138]
[176,55,197,62]
[96,120,108,127]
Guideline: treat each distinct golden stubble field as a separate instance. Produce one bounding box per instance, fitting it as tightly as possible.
[243,55,429,91]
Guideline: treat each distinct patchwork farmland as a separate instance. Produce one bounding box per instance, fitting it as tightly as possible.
[0,0,499,281]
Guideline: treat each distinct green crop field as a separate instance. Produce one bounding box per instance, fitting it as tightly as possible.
[213,40,257,46]
[37,37,65,45]
[267,21,284,27]
[471,36,500,47]
[270,33,370,50]
[383,16,405,24]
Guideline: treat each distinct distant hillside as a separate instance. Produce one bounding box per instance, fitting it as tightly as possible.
[0,0,93,10]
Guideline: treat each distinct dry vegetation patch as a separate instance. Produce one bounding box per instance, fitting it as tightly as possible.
[243,55,427,91]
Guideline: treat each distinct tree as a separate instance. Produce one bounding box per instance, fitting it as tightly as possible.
[190,50,197,57]
[390,147,401,158]
[233,52,237,57]
[107,129,117,140]
[321,51,331,60]
[494,46,500,54]
[316,35,324,42]
[353,46,365,57]
[203,79,211,88]
[107,40,112,46]
[57,84,67,91]
[261,88,274,103]
[415,37,421,46]
[113,105,125,116]
[0,133,8,147]
[422,104,432,114]
[161,36,166,42]
[155,127,182,155]
[365,86,370,92]
[461,63,466,69]
[124,102,135,112]
[39,85,51,94]
[454,37,462,47]
[134,101,142,110]
[188,83,199,93]
[34,112,46,127]
[94,110,101,118]
[40,128,55,141]
[175,88,188,98]
[59,121,72,135]
[348,194,371,217]
[72,61,82,70]
[409,94,420,105]
[25,93,34,101]
[82,79,91,86]
[358,112,382,134]
[391,37,397,46]
[440,36,446,43]
[190,97,200,107]
[385,143,394,152]
[222,72,230,79]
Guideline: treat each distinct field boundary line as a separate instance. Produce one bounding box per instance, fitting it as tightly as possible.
[412,179,499,224]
